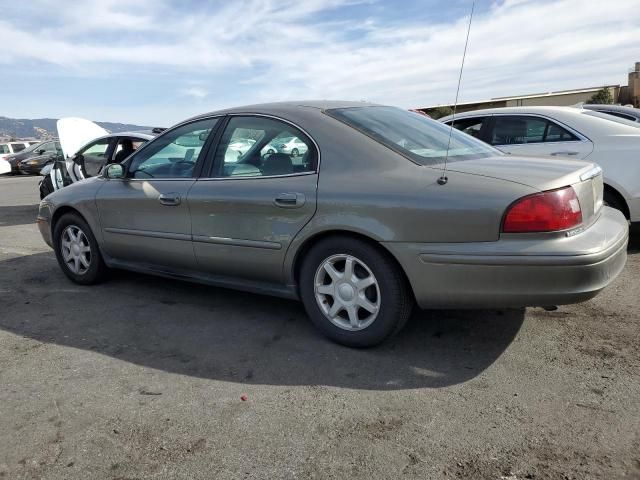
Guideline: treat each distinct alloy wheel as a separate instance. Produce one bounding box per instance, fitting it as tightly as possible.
[61,225,92,275]
[314,254,380,331]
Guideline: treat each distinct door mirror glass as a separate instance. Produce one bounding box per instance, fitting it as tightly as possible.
[105,163,124,179]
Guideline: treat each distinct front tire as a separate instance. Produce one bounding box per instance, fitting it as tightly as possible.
[53,213,107,285]
[299,237,413,347]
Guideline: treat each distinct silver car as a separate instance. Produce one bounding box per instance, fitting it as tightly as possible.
[37,101,629,347]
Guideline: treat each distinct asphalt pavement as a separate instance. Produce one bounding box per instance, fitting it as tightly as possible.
[0,175,638,479]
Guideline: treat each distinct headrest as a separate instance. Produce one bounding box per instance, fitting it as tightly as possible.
[261,153,293,176]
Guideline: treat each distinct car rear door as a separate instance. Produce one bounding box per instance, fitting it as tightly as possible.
[487,115,593,159]
[187,115,319,284]
[95,118,220,270]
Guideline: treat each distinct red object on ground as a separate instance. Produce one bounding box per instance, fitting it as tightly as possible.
[240,394,248,401]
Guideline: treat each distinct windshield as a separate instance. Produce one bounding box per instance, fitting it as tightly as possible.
[327,106,499,165]
[20,142,44,154]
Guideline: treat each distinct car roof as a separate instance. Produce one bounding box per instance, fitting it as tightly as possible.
[439,105,640,138]
[186,100,381,123]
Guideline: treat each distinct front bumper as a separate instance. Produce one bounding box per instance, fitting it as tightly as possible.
[36,202,54,248]
[384,207,629,309]
[18,163,43,175]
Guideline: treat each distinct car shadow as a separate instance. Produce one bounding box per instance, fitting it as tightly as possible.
[0,252,524,390]
[0,204,39,227]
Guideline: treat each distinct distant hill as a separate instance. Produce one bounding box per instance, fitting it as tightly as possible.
[0,116,152,140]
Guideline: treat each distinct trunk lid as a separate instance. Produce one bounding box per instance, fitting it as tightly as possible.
[445,155,603,227]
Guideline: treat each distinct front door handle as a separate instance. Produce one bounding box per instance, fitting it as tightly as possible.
[550,151,579,156]
[274,192,306,208]
[158,193,182,206]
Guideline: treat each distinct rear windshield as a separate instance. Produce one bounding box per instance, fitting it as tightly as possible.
[327,106,499,165]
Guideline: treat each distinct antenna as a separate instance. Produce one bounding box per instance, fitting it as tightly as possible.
[439,0,475,186]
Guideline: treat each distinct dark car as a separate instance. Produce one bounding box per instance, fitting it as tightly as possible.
[13,140,63,175]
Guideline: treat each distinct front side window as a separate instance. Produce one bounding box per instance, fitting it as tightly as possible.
[11,143,26,153]
[327,106,498,165]
[78,138,111,177]
[491,116,578,145]
[212,116,316,178]
[128,118,218,179]
[446,117,487,139]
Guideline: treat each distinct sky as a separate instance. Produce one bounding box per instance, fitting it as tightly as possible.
[0,0,638,126]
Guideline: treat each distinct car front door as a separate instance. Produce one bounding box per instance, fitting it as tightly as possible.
[95,118,220,270]
[488,115,593,159]
[188,115,319,284]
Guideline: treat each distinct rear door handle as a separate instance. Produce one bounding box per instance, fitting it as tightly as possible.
[158,193,182,206]
[550,151,579,156]
[274,193,305,208]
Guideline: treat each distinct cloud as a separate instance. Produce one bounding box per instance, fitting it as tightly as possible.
[180,87,209,99]
[0,0,638,122]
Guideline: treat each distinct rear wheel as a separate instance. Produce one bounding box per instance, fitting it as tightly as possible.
[603,190,628,218]
[300,237,413,347]
[53,213,108,285]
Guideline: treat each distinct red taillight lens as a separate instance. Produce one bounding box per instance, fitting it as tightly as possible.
[502,186,582,233]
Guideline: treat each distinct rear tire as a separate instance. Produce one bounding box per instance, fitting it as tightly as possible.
[603,191,628,218]
[299,237,413,347]
[53,213,108,285]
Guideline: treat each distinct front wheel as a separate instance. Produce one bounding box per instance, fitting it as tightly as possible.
[53,213,108,285]
[299,237,413,347]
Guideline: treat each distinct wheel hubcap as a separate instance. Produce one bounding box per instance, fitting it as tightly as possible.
[61,225,91,275]
[314,254,380,331]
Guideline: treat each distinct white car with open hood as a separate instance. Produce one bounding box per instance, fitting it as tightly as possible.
[40,118,155,199]
[440,106,640,223]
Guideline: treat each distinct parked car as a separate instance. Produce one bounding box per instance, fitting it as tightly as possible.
[579,104,640,123]
[440,106,640,222]
[3,140,63,174]
[39,118,154,199]
[0,141,37,161]
[36,102,628,347]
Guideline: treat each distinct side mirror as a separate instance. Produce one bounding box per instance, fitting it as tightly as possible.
[38,149,46,155]
[105,163,124,179]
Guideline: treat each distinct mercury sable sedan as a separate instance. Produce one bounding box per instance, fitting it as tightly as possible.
[37,101,629,347]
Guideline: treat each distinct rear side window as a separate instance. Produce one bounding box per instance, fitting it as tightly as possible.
[327,106,498,165]
[445,117,487,139]
[491,116,578,145]
[11,143,26,153]
[0,145,8,154]
[212,116,316,178]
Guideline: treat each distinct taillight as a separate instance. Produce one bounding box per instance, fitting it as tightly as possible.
[502,186,582,233]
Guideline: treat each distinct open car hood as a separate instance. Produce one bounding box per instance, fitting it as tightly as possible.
[57,117,108,159]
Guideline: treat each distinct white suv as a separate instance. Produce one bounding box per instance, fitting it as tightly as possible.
[0,141,38,161]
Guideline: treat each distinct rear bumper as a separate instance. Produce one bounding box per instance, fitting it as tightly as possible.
[384,207,629,309]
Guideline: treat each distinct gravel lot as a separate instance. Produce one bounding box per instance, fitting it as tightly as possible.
[0,175,638,480]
